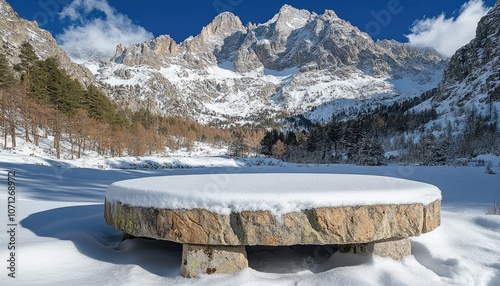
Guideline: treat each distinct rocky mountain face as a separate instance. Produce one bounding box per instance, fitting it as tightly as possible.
[80,4,447,125]
[1,1,447,126]
[430,0,500,119]
[0,0,96,86]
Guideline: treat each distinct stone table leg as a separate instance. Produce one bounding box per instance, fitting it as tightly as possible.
[181,244,248,278]
[338,238,411,260]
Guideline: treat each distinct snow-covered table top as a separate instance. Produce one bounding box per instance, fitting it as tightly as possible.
[106,174,442,216]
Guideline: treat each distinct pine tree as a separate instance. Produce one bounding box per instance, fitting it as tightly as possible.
[284,131,297,146]
[0,53,15,88]
[420,133,438,165]
[30,59,50,103]
[435,138,451,165]
[260,129,279,155]
[306,124,322,152]
[356,134,386,166]
[14,42,38,85]
[82,84,120,124]
[344,120,362,161]
[44,58,82,115]
[30,58,86,116]
[327,122,341,161]
[131,108,155,129]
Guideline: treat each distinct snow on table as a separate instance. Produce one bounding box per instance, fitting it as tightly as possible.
[106,173,442,216]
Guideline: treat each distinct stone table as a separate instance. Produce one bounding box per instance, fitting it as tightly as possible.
[104,173,441,278]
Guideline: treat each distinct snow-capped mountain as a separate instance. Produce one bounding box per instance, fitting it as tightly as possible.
[428,0,500,121]
[83,5,448,125]
[0,0,96,86]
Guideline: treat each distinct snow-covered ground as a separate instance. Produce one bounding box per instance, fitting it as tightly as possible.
[0,151,499,285]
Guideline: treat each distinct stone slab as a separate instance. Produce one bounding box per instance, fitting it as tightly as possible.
[104,199,441,246]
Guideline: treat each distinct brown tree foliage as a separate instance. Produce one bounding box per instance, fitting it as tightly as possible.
[271,139,286,160]
[1,56,264,157]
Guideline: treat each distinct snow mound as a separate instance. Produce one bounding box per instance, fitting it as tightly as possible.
[106,174,442,216]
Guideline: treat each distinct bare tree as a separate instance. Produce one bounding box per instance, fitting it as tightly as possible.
[2,85,23,149]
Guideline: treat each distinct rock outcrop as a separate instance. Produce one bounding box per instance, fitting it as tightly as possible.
[430,0,500,115]
[114,35,179,67]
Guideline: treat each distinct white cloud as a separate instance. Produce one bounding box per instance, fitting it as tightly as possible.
[57,0,153,60]
[406,0,490,57]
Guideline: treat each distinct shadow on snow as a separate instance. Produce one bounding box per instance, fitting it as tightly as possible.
[20,204,183,277]
[20,204,372,277]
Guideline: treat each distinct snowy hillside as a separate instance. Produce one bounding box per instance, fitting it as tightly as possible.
[0,128,237,169]
[76,5,447,125]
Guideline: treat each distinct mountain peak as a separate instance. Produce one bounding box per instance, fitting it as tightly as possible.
[322,9,339,20]
[275,4,311,18]
[444,0,499,83]
[279,4,301,14]
[475,0,500,38]
[216,11,239,20]
[0,0,97,86]
[181,11,245,55]
[202,11,245,37]
[268,4,311,31]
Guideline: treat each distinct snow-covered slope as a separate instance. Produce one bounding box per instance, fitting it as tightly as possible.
[79,5,447,125]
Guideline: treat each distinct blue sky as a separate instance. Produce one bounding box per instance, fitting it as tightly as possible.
[6,0,496,57]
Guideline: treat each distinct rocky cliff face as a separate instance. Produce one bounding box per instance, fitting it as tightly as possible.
[0,0,96,86]
[95,4,447,125]
[114,35,179,68]
[2,2,445,125]
[431,0,500,116]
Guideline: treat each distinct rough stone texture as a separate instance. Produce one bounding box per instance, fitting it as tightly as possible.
[181,244,248,278]
[441,0,500,84]
[115,35,179,67]
[104,199,441,246]
[339,238,411,260]
[422,200,441,233]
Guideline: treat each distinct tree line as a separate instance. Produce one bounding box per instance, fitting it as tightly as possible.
[0,42,263,159]
[260,91,500,166]
[6,42,495,164]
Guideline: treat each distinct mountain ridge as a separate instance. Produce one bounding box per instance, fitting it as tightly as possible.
[85,4,448,125]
